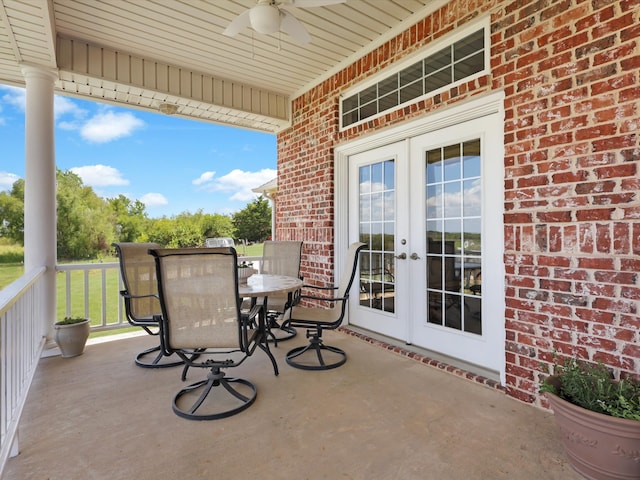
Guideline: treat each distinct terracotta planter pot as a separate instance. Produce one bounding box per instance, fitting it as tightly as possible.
[54,319,90,358]
[546,387,640,480]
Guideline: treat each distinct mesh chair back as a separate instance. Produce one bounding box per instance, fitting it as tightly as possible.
[260,241,303,313]
[337,242,367,298]
[152,248,243,350]
[261,241,303,277]
[303,242,365,324]
[114,242,161,320]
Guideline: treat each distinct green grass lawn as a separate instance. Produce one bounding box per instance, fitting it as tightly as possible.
[0,263,24,289]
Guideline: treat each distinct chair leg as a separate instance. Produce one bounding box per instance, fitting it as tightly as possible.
[266,313,297,343]
[172,368,257,421]
[285,331,347,371]
[135,345,184,369]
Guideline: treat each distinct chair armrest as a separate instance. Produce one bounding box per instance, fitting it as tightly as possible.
[120,290,158,301]
[240,303,264,350]
[301,284,338,292]
[241,303,262,325]
[299,293,347,303]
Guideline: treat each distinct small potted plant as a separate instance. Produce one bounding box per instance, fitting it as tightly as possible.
[54,317,91,358]
[237,261,256,282]
[541,357,640,479]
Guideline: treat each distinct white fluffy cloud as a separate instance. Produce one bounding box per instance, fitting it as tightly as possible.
[0,86,25,111]
[140,193,168,207]
[70,165,129,187]
[80,111,144,143]
[192,171,215,186]
[0,172,20,191]
[193,168,276,202]
[0,87,143,145]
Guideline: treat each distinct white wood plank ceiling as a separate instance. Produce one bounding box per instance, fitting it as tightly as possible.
[0,0,436,132]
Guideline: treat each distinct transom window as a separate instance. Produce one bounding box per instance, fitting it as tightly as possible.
[341,27,486,129]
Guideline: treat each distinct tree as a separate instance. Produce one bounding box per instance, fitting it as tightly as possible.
[56,170,116,259]
[232,196,271,243]
[108,194,148,242]
[0,178,25,243]
[144,213,199,247]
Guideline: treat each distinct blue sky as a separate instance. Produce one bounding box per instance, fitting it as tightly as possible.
[0,85,277,218]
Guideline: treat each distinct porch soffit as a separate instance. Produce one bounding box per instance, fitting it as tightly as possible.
[56,36,290,133]
[0,0,438,133]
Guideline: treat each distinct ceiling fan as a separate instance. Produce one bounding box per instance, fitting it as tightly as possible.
[223,0,346,44]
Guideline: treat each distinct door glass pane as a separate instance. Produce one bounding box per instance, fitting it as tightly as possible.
[426,184,442,218]
[444,182,461,217]
[371,193,383,221]
[359,222,371,247]
[371,163,383,191]
[383,222,395,250]
[426,148,442,183]
[463,179,481,216]
[359,159,395,313]
[463,139,481,177]
[425,139,482,335]
[384,161,395,190]
[443,144,461,181]
[384,192,395,220]
[426,220,442,253]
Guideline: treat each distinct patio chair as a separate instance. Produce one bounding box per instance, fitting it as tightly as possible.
[149,247,278,420]
[285,242,366,371]
[113,242,183,368]
[260,240,303,342]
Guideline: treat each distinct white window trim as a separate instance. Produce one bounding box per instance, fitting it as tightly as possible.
[339,16,491,131]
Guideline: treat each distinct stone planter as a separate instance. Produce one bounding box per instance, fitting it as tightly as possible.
[54,319,90,358]
[237,267,257,282]
[546,386,640,480]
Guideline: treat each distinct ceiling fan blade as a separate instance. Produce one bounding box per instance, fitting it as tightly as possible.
[288,0,346,6]
[223,9,252,37]
[280,10,311,44]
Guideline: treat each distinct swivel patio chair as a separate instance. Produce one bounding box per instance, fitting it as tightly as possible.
[260,240,303,342]
[285,242,366,371]
[149,247,278,420]
[113,242,183,368]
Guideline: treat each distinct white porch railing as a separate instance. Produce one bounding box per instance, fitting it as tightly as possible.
[55,255,263,331]
[56,262,126,331]
[0,267,47,474]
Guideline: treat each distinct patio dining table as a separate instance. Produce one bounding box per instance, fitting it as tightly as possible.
[238,273,303,299]
[238,273,303,345]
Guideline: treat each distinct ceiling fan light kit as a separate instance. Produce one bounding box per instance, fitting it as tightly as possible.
[249,4,281,34]
[223,0,346,44]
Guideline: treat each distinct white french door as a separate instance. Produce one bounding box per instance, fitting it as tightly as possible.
[349,141,409,340]
[345,102,504,377]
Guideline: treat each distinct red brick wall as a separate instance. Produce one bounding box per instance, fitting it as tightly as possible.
[277,0,639,406]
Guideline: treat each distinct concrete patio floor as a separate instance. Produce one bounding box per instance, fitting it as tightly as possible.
[4,329,582,480]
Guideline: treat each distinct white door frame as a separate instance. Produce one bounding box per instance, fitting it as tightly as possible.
[334,91,506,384]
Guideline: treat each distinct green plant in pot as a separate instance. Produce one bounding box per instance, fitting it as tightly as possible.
[54,317,90,358]
[237,261,256,282]
[541,357,640,480]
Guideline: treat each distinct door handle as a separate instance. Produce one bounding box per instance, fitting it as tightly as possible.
[410,253,421,260]
[395,252,407,260]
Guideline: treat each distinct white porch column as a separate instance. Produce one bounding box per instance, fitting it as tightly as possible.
[21,65,58,346]
[266,192,277,240]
